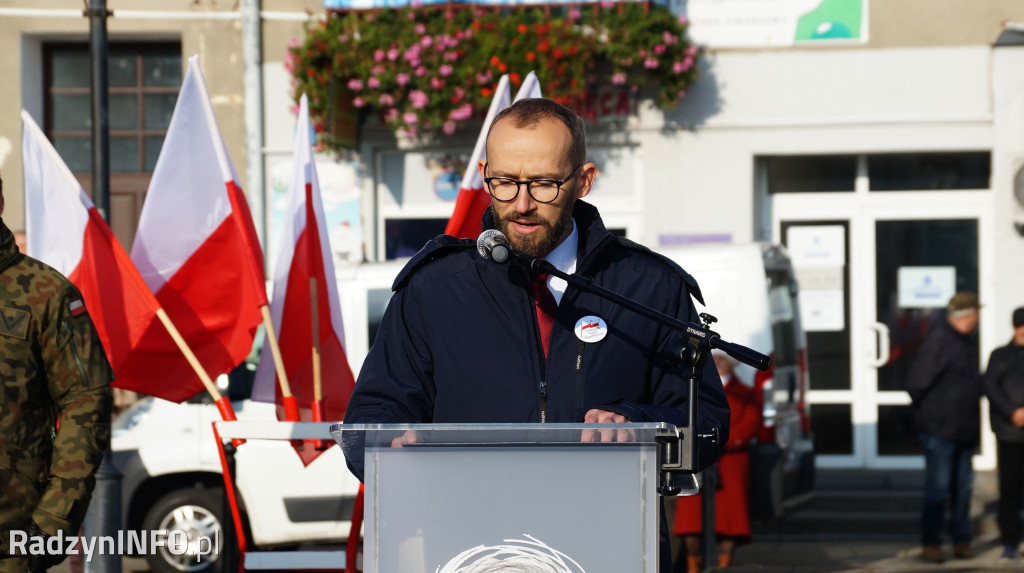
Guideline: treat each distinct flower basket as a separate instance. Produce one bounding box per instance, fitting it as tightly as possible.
[288,2,700,151]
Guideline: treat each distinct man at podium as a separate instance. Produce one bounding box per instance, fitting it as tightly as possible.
[343,98,730,572]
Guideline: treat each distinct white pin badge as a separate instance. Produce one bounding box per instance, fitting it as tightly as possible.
[574,315,608,343]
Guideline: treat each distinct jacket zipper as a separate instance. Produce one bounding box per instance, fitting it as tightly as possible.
[574,340,586,418]
[538,380,548,423]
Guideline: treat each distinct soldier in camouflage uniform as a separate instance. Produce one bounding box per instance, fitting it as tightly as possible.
[0,176,113,572]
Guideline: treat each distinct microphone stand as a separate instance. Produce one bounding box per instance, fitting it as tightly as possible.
[512,253,771,493]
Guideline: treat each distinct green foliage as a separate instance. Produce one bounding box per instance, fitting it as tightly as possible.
[288,2,700,150]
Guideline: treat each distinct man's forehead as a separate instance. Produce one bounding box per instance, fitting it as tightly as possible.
[486,119,571,169]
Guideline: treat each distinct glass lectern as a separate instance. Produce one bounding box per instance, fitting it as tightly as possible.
[332,422,694,573]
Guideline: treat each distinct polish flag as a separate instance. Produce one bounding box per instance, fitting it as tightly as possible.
[123,55,267,403]
[252,94,355,464]
[444,72,543,239]
[20,110,160,380]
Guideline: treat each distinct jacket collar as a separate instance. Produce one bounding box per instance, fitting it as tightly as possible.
[480,199,614,267]
[0,219,23,274]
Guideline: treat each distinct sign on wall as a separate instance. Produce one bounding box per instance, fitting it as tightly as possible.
[897,266,956,309]
[675,0,866,48]
[787,225,846,332]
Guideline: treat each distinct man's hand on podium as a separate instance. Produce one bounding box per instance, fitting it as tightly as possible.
[390,430,419,447]
[581,409,635,443]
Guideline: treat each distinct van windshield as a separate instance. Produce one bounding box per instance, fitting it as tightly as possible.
[767,269,798,369]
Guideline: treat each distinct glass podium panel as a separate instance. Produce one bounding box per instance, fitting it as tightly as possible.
[332,423,672,573]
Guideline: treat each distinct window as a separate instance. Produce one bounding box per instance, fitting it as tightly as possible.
[384,218,448,260]
[868,152,990,191]
[45,42,181,247]
[765,155,857,193]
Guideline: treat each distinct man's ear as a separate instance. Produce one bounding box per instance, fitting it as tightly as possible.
[575,162,597,200]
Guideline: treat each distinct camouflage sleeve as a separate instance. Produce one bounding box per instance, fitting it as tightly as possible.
[31,286,113,536]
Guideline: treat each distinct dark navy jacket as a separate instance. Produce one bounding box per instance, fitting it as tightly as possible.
[906,319,981,444]
[344,200,730,467]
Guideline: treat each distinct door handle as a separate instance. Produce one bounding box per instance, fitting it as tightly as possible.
[867,322,891,368]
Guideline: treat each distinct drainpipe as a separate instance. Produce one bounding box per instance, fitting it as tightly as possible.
[242,0,266,249]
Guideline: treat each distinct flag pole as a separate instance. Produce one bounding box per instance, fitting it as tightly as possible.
[309,276,328,449]
[259,305,301,422]
[154,309,242,445]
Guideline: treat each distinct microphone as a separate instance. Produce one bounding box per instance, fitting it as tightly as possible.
[476,229,512,264]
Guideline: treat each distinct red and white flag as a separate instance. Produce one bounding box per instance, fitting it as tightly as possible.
[444,72,543,239]
[124,55,267,403]
[252,94,355,463]
[21,110,161,378]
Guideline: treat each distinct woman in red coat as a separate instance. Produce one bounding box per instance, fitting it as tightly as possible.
[674,351,762,572]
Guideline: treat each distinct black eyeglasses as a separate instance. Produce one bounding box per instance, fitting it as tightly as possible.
[483,163,583,203]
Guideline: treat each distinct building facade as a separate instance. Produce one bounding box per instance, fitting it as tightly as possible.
[2,0,1024,469]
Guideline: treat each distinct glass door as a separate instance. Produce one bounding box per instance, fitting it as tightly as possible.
[765,152,992,469]
[869,218,979,464]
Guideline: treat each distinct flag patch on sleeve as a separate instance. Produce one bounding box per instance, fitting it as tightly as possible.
[69,299,87,317]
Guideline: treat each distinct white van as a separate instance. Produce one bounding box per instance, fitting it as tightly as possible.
[110,243,813,572]
[657,242,815,519]
[110,261,405,573]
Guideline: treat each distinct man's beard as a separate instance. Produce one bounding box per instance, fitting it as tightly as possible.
[496,204,573,258]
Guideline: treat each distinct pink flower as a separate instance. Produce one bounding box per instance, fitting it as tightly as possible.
[677,89,687,99]
[405,127,418,138]
[415,66,428,77]
[442,121,457,135]
[453,87,465,100]
[374,49,385,62]
[439,64,453,76]
[338,34,349,42]
[600,0,614,8]
[682,56,694,70]
[287,37,301,48]
[404,45,421,61]
[448,103,473,121]
[387,47,400,61]
[403,111,419,124]
[372,65,385,75]
[686,45,699,58]
[385,108,400,122]
[365,13,375,22]
[409,90,429,108]
[368,77,381,89]
[409,58,421,69]
[663,31,678,45]
[430,77,444,89]
[672,61,685,74]
[569,8,581,21]
[396,73,410,85]
[444,51,459,62]
[379,94,394,106]
[347,78,363,90]
[414,23,426,35]
[611,72,627,85]
[644,57,658,69]
[289,104,300,115]
[677,14,688,26]
[420,35,433,48]
[638,49,647,58]
[654,44,666,55]
[411,0,422,7]
[406,11,416,20]
[353,97,365,108]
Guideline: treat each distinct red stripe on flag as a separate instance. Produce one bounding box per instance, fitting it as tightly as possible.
[444,186,492,239]
[113,213,263,402]
[272,184,355,465]
[69,207,160,375]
